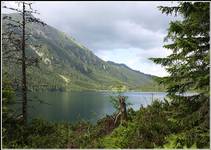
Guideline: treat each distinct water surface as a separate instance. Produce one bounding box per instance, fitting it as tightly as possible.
[15,91,167,123]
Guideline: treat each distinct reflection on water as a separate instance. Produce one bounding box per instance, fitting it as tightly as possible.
[14,91,167,123]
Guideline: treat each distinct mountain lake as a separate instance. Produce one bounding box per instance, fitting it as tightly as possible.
[13,91,168,123]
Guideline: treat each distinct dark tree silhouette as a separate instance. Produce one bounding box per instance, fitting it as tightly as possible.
[2,1,46,124]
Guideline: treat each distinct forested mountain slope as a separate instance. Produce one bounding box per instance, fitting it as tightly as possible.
[2,13,162,91]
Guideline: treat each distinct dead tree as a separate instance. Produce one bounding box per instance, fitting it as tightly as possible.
[114,96,128,126]
[2,1,46,124]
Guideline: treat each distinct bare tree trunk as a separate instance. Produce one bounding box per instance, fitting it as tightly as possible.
[114,96,128,126]
[22,2,27,124]
[119,96,127,121]
[114,112,121,126]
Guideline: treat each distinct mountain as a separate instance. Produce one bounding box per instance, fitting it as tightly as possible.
[2,13,163,91]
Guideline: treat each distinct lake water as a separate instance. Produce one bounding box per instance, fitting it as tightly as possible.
[14,91,167,123]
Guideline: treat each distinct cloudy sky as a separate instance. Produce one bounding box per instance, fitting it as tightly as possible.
[2,1,181,77]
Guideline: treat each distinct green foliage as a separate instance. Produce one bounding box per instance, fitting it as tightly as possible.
[27,119,71,148]
[3,118,72,148]
[150,2,210,97]
[2,72,15,104]
[163,95,210,148]
[164,128,209,149]
[100,122,137,148]
[2,72,16,142]
[2,116,114,148]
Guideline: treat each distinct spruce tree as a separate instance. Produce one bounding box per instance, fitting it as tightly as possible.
[150,2,210,98]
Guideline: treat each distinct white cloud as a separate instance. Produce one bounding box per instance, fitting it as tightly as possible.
[95,47,170,77]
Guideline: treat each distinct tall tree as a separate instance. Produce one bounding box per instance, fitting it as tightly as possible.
[150,3,210,147]
[150,2,210,98]
[2,1,46,124]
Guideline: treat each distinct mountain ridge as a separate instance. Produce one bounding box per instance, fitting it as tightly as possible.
[106,61,155,77]
[2,13,163,91]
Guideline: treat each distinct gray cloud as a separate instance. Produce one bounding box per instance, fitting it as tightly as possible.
[29,1,180,52]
